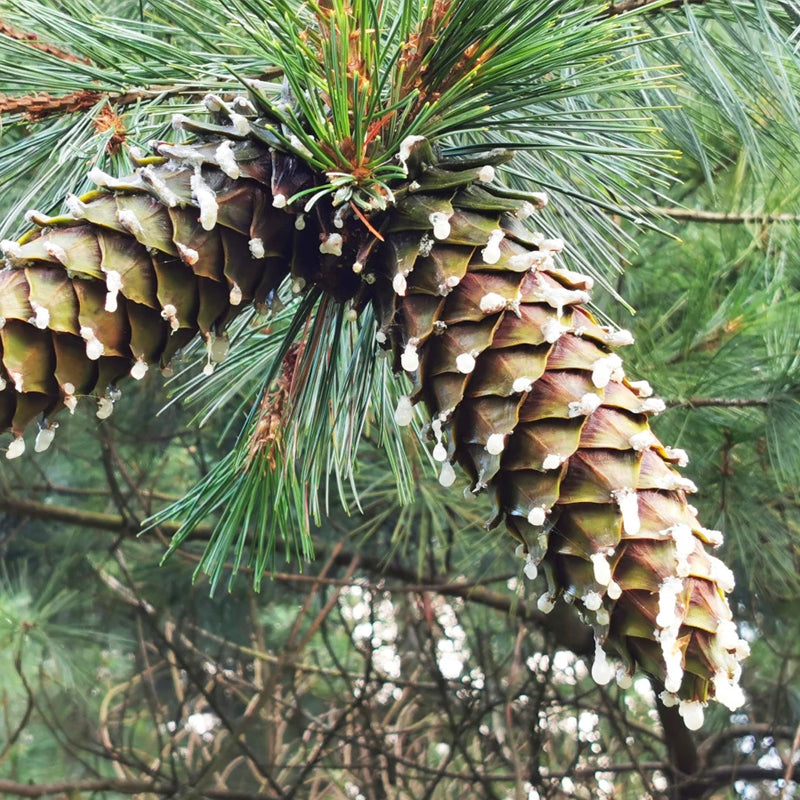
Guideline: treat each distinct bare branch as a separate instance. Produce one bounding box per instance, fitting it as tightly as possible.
[698,723,798,765]
[0,492,593,655]
[603,0,707,17]
[625,206,800,224]
[0,778,280,799]
[667,397,772,409]
[0,20,88,63]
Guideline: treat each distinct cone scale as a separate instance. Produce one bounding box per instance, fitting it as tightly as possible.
[0,109,746,725]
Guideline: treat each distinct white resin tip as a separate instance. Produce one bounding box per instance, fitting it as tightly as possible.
[479,292,507,315]
[591,640,615,686]
[394,396,414,427]
[485,433,505,455]
[249,237,265,259]
[455,353,476,374]
[439,461,456,487]
[34,427,56,453]
[401,343,419,373]
[481,230,504,264]
[476,165,495,183]
[429,211,452,241]
[678,700,705,731]
[319,233,343,256]
[527,506,546,526]
[590,552,611,586]
[130,359,149,380]
[537,593,555,614]
[6,437,25,459]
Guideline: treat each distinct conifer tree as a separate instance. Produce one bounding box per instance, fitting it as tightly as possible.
[1,0,799,733]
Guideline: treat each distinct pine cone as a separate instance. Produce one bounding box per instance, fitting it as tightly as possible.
[375,137,748,728]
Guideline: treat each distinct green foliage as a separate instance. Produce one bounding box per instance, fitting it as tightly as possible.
[1,1,800,792]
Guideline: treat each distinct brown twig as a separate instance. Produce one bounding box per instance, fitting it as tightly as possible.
[94,104,127,154]
[0,89,101,121]
[624,205,800,224]
[603,0,707,17]
[0,20,89,63]
[0,83,271,124]
[666,396,772,409]
[248,342,305,469]
[0,491,593,657]
[0,778,282,799]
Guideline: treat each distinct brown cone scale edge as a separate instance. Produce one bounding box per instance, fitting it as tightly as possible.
[0,111,747,728]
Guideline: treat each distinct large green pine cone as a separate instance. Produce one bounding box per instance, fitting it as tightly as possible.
[0,118,747,726]
[374,177,748,727]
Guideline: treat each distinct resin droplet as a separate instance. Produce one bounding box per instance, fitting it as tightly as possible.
[190,170,219,231]
[527,507,546,526]
[104,269,123,312]
[476,165,495,183]
[80,327,104,360]
[481,230,504,264]
[429,212,452,240]
[397,135,426,174]
[523,553,538,580]
[568,393,602,418]
[160,305,180,332]
[394,396,414,427]
[678,700,705,731]
[249,237,265,259]
[605,329,634,347]
[537,593,555,614]
[480,292,507,314]
[215,140,241,179]
[590,553,611,586]
[542,453,563,471]
[591,354,624,388]
[6,437,25,459]
[591,640,615,686]
[616,668,633,690]
[96,397,115,420]
[612,488,640,535]
[32,305,50,330]
[34,426,56,453]
[401,343,419,372]
[485,433,505,455]
[320,233,343,256]
[439,461,456,487]
[512,377,534,394]
[583,591,602,611]
[130,359,149,381]
[455,353,476,374]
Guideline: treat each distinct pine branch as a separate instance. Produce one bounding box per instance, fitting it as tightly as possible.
[697,724,799,766]
[604,0,707,16]
[1,759,793,796]
[0,81,282,123]
[0,492,593,655]
[0,88,101,121]
[667,397,773,409]
[626,207,800,224]
[0,18,89,63]
[0,779,277,799]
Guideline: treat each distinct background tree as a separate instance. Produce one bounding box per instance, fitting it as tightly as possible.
[1,0,800,798]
